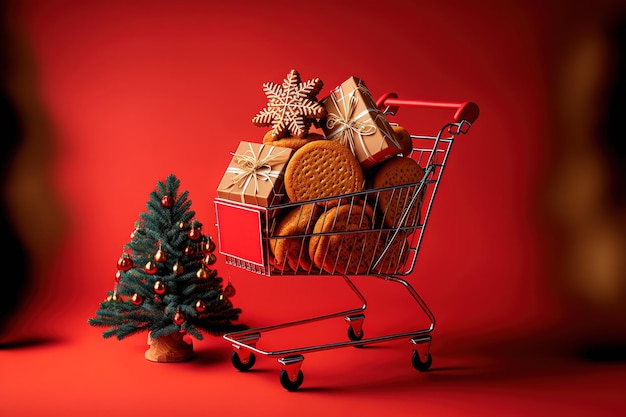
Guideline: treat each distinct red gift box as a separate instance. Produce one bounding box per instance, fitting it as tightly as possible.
[321,76,402,169]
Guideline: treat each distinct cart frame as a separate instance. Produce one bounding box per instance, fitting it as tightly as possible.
[215,94,479,390]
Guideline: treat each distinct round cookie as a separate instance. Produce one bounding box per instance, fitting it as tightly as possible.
[308,204,377,274]
[373,231,412,274]
[392,125,413,157]
[373,156,426,228]
[284,140,364,203]
[268,251,292,273]
[269,203,322,272]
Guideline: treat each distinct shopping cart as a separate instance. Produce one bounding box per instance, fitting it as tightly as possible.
[214,93,479,390]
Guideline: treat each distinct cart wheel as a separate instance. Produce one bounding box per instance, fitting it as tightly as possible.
[347,326,364,342]
[279,369,304,391]
[411,351,432,372]
[231,351,256,372]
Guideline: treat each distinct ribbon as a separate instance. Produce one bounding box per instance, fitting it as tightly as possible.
[325,91,377,158]
[353,78,402,150]
[225,143,288,204]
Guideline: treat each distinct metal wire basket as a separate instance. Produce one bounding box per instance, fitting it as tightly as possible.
[214,94,479,390]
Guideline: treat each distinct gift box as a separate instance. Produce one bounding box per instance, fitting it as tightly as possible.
[217,141,293,207]
[321,76,402,169]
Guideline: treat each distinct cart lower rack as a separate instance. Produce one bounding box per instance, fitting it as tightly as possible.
[215,94,479,390]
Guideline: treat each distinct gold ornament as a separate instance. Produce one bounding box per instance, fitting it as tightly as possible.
[154,248,167,263]
[202,254,216,266]
[106,292,122,302]
[202,239,216,254]
[173,261,184,275]
[145,261,157,274]
[196,267,208,279]
[188,227,202,241]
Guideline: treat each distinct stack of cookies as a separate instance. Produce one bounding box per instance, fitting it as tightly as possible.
[218,69,427,275]
[267,150,426,275]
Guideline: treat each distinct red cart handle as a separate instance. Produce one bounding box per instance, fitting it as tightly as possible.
[376,92,479,125]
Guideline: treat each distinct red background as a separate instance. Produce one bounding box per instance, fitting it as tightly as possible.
[1,0,625,416]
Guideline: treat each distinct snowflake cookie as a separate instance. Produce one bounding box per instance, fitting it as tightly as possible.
[252,69,326,139]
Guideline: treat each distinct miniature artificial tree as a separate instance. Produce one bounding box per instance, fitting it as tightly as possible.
[89,174,246,362]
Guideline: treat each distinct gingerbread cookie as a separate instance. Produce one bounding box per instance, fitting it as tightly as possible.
[372,231,412,274]
[268,251,292,273]
[252,69,326,139]
[269,203,322,272]
[308,204,377,274]
[372,156,426,228]
[392,125,413,157]
[284,140,364,203]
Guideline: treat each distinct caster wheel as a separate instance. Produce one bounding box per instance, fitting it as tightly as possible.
[231,351,256,372]
[411,351,432,372]
[347,326,364,342]
[279,369,304,391]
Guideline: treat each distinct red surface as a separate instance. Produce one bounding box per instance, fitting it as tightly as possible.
[2,0,626,416]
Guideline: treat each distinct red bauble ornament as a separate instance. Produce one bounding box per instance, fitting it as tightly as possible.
[154,280,166,295]
[145,261,157,274]
[173,261,184,275]
[188,227,202,241]
[195,300,207,313]
[196,267,208,279]
[173,312,185,325]
[154,248,167,263]
[131,293,143,305]
[115,270,122,282]
[202,254,216,266]
[224,283,236,298]
[183,245,195,256]
[161,195,173,207]
[117,255,132,271]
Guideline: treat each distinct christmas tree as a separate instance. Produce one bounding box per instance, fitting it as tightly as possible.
[88,174,246,362]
